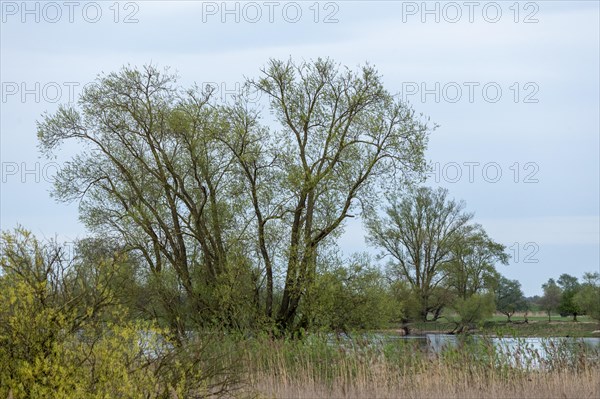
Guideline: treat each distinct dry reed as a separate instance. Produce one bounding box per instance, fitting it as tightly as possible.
[223,334,600,399]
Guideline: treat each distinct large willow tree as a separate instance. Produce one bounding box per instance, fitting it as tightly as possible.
[38,59,431,333]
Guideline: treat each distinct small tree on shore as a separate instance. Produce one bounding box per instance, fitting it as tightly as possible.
[573,272,600,320]
[557,274,581,321]
[540,278,562,322]
[495,277,527,322]
[451,292,495,333]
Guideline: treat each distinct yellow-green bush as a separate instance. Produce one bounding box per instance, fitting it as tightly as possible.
[0,228,208,398]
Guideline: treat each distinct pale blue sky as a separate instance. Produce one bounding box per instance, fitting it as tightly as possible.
[1,1,598,295]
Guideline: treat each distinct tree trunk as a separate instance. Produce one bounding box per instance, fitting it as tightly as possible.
[433,307,443,321]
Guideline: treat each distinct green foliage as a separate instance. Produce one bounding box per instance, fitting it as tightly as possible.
[558,274,579,291]
[0,228,230,398]
[495,277,527,322]
[450,293,496,331]
[558,290,581,320]
[558,274,581,321]
[444,227,506,299]
[367,186,474,321]
[573,272,600,320]
[303,254,396,331]
[540,278,562,321]
[368,187,508,323]
[389,280,424,322]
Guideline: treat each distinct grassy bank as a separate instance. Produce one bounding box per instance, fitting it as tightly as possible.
[404,313,600,337]
[482,320,600,338]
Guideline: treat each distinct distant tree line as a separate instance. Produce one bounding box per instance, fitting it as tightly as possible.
[535,272,600,321]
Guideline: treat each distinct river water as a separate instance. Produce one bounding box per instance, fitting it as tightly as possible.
[327,333,600,369]
[422,333,600,353]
